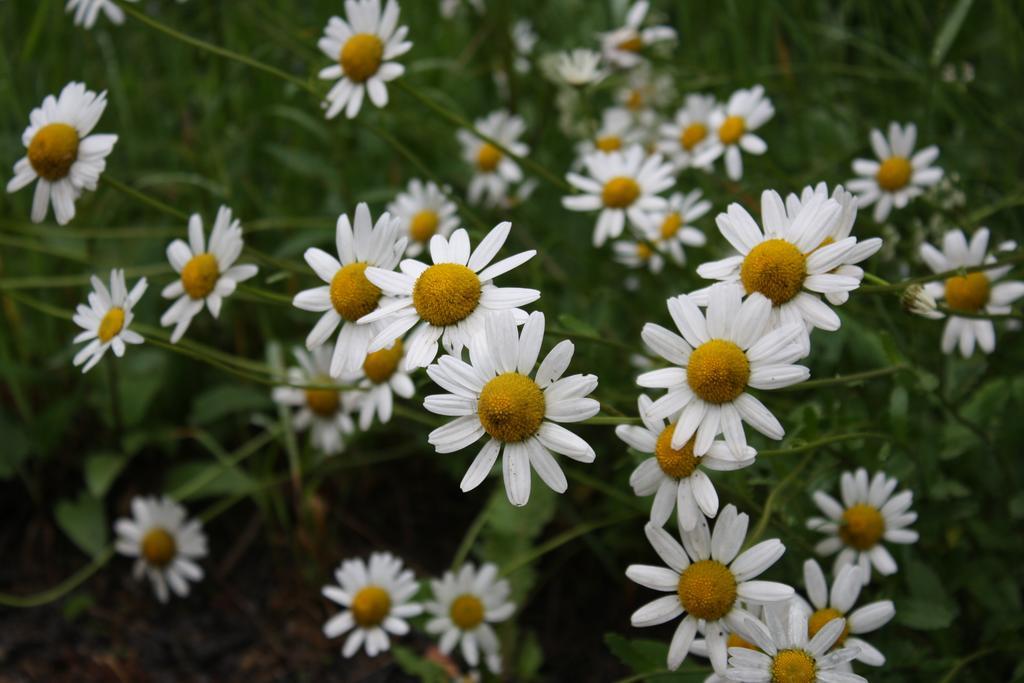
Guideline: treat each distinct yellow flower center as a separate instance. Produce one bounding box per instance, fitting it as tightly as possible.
[181,253,220,300]
[477,372,546,442]
[330,262,382,322]
[680,123,708,151]
[771,650,817,683]
[412,263,481,327]
[686,339,750,404]
[677,560,737,621]
[839,503,885,550]
[808,607,849,646]
[636,242,653,261]
[626,89,644,111]
[141,528,177,568]
[728,632,761,652]
[602,176,641,209]
[476,142,503,172]
[659,212,683,239]
[339,33,384,83]
[718,115,745,145]
[351,585,391,627]
[617,35,644,52]
[305,376,340,417]
[595,135,623,152]
[944,272,990,312]
[409,210,440,243]
[363,339,403,383]
[654,426,700,479]
[98,307,125,343]
[875,156,912,192]
[27,123,79,180]
[740,239,807,305]
[450,593,486,630]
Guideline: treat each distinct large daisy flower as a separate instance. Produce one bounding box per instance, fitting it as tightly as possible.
[113,496,208,603]
[647,190,710,266]
[317,0,411,119]
[272,346,358,455]
[423,310,598,506]
[7,82,118,225]
[72,269,147,373]
[343,338,415,430]
[359,221,538,370]
[575,107,644,160]
[457,110,529,207]
[626,507,794,673]
[657,94,717,171]
[600,1,677,69]
[387,178,460,257]
[846,121,942,223]
[692,85,774,181]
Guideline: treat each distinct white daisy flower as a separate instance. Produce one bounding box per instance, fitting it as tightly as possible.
[343,338,415,430]
[692,85,774,181]
[637,283,808,458]
[919,227,1024,357]
[553,48,607,87]
[423,310,598,506]
[272,346,358,455]
[6,82,118,225]
[322,552,423,658]
[72,269,147,373]
[113,495,208,603]
[657,94,717,171]
[846,121,943,222]
[317,0,412,119]
[457,110,529,207]
[291,203,407,377]
[160,206,259,343]
[617,395,756,530]
[626,507,794,673]
[647,190,709,266]
[426,563,515,674]
[612,238,664,273]
[563,145,674,247]
[387,179,460,257]
[576,107,644,159]
[617,63,675,114]
[65,0,124,28]
[359,221,538,370]
[600,0,677,69]
[808,468,919,584]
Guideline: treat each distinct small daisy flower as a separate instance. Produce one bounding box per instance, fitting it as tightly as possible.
[576,107,644,159]
[160,206,258,343]
[317,0,412,119]
[563,145,674,247]
[846,121,943,222]
[618,395,755,530]
[919,227,1024,357]
[423,310,598,506]
[343,338,415,430]
[272,346,357,455]
[600,1,677,69]
[616,63,675,114]
[292,203,406,376]
[638,284,808,458]
[808,468,919,584]
[647,190,709,266]
[388,179,460,256]
[113,496,208,603]
[65,0,124,28]
[322,552,423,658]
[360,221,538,370]
[7,82,118,225]
[626,507,794,673]
[692,85,774,181]
[72,269,147,373]
[658,94,717,171]
[612,238,664,273]
[553,48,607,87]
[457,110,530,207]
[426,563,515,674]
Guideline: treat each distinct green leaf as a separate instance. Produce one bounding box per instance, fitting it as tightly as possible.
[391,645,449,683]
[165,461,256,500]
[931,0,974,67]
[84,451,129,498]
[604,633,669,673]
[896,597,957,630]
[189,384,272,426]
[0,412,30,480]
[54,492,108,558]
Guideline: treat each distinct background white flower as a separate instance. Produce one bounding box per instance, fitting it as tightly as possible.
[847,121,942,222]
[72,269,147,373]
[458,110,530,207]
[692,85,774,181]
[600,0,677,69]
[272,346,358,455]
[388,178,460,256]
[658,94,717,171]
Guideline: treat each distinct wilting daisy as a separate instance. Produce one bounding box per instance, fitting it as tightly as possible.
[576,107,643,159]
[360,221,538,370]
[457,110,529,207]
[638,284,808,457]
[612,237,664,273]
[272,346,357,455]
[344,339,415,430]
[847,122,942,222]
[113,496,208,603]
[618,395,756,530]
[658,94,717,171]
[292,203,406,376]
[647,190,709,266]
[563,145,674,247]
[553,48,607,87]
[7,82,117,225]
[808,468,918,583]
[423,311,598,506]
[160,206,258,343]
[426,563,515,674]
[600,0,677,69]
[322,552,423,658]
[388,179,459,256]
[626,507,793,673]
[919,227,1023,357]
[317,0,411,119]
[72,269,147,373]
[692,85,774,181]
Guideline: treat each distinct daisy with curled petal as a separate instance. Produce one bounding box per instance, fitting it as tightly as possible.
[272,346,357,456]
[576,107,644,160]
[160,206,258,343]
[72,269,147,373]
[692,85,774,181]
[7,82,118,225]
[553,48,607,87]
[600,0,677,69]
[626,507,794,673]
[637,284,808,458]
[322,552,423,658]
[846,121,942,223]
[919,227,1024,357]
[808,468,918,584]
[563,145,674,247]
[617,395,755,530]
[647,190,709,266]
[388,179,460,257]
[612,238,664,273]
[658,94,717,171]
[423,310,598,506]
[292,203,406,377]
[360,221,538,370]
[114,496,207,604]
[457,110,530,207]
[343,338,415,430]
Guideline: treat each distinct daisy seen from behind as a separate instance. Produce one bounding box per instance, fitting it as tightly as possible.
[658,94,717,171]
[648,189,710,266]
[600,0,677,69]
[72,269,147,373]
[692,85,774,181]
[847,121,942,222]
[344,338,415,430]
[272,346,357,456]
[457,110,529,207]
[388,178,459,256]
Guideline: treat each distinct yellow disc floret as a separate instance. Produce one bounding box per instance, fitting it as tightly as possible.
[686,340,750,404]
[728,632,760,652]
[660,212,683,239]
[141,528,177,567]
[181,253,220,300]
[680,123,708,151]
[305,376,341,417]
[771,650,817,683]
[944,272,990,312]
[602,176,641,209]
[363,339,403,383]
[98,307,125,343]
[340,33,384,83]
[450,593,485,630]
[617,35,644,52]
[28,123,79,180]
[477,372,546,442]
[636,242,653,261]
[330,262,382,322]
[677,560,737,621]
[654,426,700,479]
[409,210,440,242]
[596,135,623,152]
[839,503,885,550]
[351,585,391,627]
[412,263,481,327]
[718,115,745,145]
[740,239,807,305]
[875,156,912,192]
[808,607,849,646]
[476,143,503,172]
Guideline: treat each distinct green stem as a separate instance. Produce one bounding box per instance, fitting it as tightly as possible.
[757,431,890,457]
[546,327,637,354]
[745,451,815,546]
[861,252,1023,293]
[583,415,642,425]
[102,176,189,221]
[0,547,115,608]
[777,365,908,391]
[450,504,491,570]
